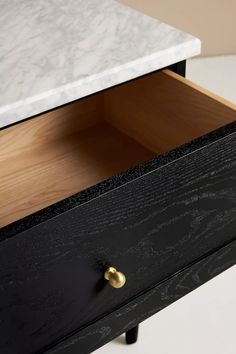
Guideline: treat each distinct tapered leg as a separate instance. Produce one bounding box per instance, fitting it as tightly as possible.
[125,325,139,344]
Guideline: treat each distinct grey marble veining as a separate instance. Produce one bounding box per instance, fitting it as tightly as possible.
[0,0,201,127]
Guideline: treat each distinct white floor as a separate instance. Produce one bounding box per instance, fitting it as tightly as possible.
[95,56,236,354]
[187,55,236,103]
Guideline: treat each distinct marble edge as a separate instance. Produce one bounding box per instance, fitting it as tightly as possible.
[0,37,201,128]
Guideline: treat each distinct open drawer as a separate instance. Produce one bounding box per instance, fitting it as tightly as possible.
[0,70,235,354]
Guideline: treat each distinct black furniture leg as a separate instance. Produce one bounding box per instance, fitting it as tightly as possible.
[125,325,139,344]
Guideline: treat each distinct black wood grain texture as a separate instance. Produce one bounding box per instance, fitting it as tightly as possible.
[0,126,235,354]
[45,239,236,354]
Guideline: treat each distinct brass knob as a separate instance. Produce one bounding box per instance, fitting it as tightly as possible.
[104,267,126,288]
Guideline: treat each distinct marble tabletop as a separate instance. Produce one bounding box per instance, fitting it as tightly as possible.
[0,0,201,128]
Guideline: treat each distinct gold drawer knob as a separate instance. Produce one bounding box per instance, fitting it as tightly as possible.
[104,266,126,289]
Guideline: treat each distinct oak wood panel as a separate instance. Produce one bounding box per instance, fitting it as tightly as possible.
[0,95,103,163]
[0,130,235,354]
[165,69,236,110]
[104,70,236,153]
[0,123,154,227]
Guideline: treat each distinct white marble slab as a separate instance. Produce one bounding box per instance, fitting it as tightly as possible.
[0,0,201,128]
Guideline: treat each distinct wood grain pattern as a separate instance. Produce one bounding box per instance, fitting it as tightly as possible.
[45,239,236,354]
[165,69,236,110]
[104,70,236,153]
[0,95,102,163]
[0,123,153,228]
[1,69,235,228]
[0,130,235,354]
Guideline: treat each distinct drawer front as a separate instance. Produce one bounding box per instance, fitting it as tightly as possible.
[45,239,236,354]
[0,124,235,354]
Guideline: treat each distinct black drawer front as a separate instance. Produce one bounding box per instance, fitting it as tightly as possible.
[0,128,235,354]
[45,239,236,354]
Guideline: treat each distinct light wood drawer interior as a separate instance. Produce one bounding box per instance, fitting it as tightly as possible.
[0,70,235,228]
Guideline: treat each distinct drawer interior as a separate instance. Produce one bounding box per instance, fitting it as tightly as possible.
[0,70,235,228]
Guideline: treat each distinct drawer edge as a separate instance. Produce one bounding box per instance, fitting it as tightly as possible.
[164,69,236,111]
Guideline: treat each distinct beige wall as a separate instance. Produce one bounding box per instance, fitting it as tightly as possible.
[119,0,236,56]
